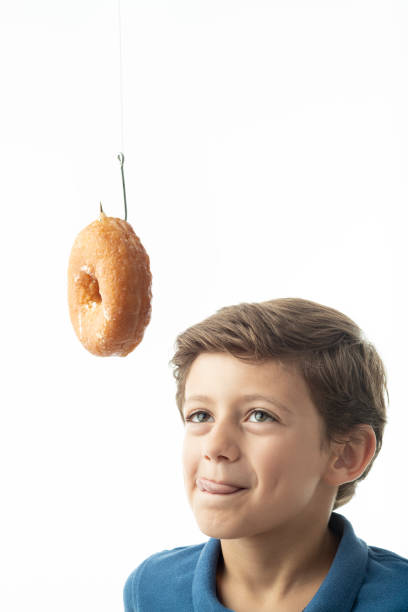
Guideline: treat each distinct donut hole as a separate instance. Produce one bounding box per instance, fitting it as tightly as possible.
[76,269,102,308]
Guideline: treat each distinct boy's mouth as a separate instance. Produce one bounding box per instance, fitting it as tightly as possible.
[196,478,245,494]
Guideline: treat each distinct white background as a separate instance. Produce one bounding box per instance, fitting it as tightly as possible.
[1,1,407,610]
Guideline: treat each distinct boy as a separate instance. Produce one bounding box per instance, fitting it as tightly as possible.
[123,297,408,611]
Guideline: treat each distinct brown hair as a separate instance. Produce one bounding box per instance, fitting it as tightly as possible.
[169,297,388,510]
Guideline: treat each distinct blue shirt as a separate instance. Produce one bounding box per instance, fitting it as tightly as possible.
[123,512,408,611]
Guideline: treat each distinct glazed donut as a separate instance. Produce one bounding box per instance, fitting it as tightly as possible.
[67,210,152,357]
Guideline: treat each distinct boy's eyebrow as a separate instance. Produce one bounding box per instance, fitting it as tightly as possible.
[184,394,293,414]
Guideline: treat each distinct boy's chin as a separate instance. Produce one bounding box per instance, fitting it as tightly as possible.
[199,526,243,539]
[195,516,250,540]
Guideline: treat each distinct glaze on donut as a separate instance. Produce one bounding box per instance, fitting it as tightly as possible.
[67,211,152,356]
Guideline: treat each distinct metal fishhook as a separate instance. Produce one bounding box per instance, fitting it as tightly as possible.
[117,152,128,221]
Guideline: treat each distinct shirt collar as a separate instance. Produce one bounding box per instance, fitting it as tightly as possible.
[192,512,368,612]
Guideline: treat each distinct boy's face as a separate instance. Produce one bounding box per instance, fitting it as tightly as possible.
[181,352,336,539]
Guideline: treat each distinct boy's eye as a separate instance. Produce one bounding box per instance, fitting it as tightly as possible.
[185,409,277,424]
[248,410,277,423]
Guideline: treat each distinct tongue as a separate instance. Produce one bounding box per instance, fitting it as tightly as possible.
[199,479,241,494]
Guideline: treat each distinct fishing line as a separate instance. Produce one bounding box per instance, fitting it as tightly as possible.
[117,0,127,221]
[118,0,125,155]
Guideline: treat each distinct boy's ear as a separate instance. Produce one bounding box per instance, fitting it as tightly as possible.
[323,424,377,487]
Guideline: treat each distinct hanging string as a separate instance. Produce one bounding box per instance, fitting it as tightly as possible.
[118,0,125,154]
[117,0,127,221]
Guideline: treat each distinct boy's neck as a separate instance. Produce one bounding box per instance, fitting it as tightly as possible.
[215,512,340,611]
